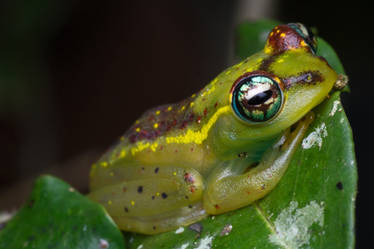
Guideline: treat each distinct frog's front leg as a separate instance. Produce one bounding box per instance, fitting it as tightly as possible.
[89,165,206,234]
[203,113,314,214]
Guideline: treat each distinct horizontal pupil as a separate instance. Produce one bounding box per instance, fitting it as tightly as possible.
[247,90,273,105]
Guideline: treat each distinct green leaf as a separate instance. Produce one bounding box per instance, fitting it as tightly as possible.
[123,20,356,249]
[0,175,126,249]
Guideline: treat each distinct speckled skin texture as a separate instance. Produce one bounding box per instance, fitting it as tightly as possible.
[89,24,338,234]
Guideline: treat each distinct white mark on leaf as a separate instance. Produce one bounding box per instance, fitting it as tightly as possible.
[302,123,328,150]
[329,100,340,116]
[99,239,109,249]
[220,224,233,236]
[180,243,189,249]
[175,227,185,234]
[269,201,324,249]
[194,235,214,249]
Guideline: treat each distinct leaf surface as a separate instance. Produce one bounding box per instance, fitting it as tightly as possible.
[0,175,126,249]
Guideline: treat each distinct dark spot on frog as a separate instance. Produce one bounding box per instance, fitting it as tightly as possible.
[137,186,143,193]
[188,113,195,121]
[124,207,129,213]
[203,108,208,116]
[184,172,195,183]
[336,181,343,190]
[151,196,155,200]
[189,223,203,234]
[161,192,168,199]
[238,152,248,158]
[153,225,157,230]
[185,195,189,199]
[154,167,159,173]
[196,116,202,123]
[188,204,193,208]
[180,120,189,129]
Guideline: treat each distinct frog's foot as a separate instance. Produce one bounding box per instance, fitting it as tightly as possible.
[88,166,206,234]
[203,112,315,214]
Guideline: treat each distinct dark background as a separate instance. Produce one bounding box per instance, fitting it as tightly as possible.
[0,0,371,247]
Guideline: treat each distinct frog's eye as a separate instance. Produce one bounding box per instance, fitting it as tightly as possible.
[231,73,284,123]
[287,23,317,53]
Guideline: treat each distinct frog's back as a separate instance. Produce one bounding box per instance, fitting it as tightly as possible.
[125,97,198,145]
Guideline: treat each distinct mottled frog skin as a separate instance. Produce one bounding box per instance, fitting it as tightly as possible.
[89,23,339,234]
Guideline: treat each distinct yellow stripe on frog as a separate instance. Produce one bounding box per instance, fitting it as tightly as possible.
[165,105,230,145]
[129,105,230,156]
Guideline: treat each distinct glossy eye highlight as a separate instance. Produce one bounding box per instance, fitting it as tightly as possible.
[231,73,284,123]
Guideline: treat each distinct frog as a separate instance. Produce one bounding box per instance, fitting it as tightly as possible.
[89,23,343,235]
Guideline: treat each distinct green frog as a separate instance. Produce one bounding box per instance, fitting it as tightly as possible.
[89,23,341,234]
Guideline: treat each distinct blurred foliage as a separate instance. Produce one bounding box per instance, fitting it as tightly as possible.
[0,175,126,249]
[0,1,74,114]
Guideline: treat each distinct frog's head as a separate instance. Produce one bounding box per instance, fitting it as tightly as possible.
[210,23,340,158]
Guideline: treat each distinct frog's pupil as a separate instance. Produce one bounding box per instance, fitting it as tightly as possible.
[247,90,273,105]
